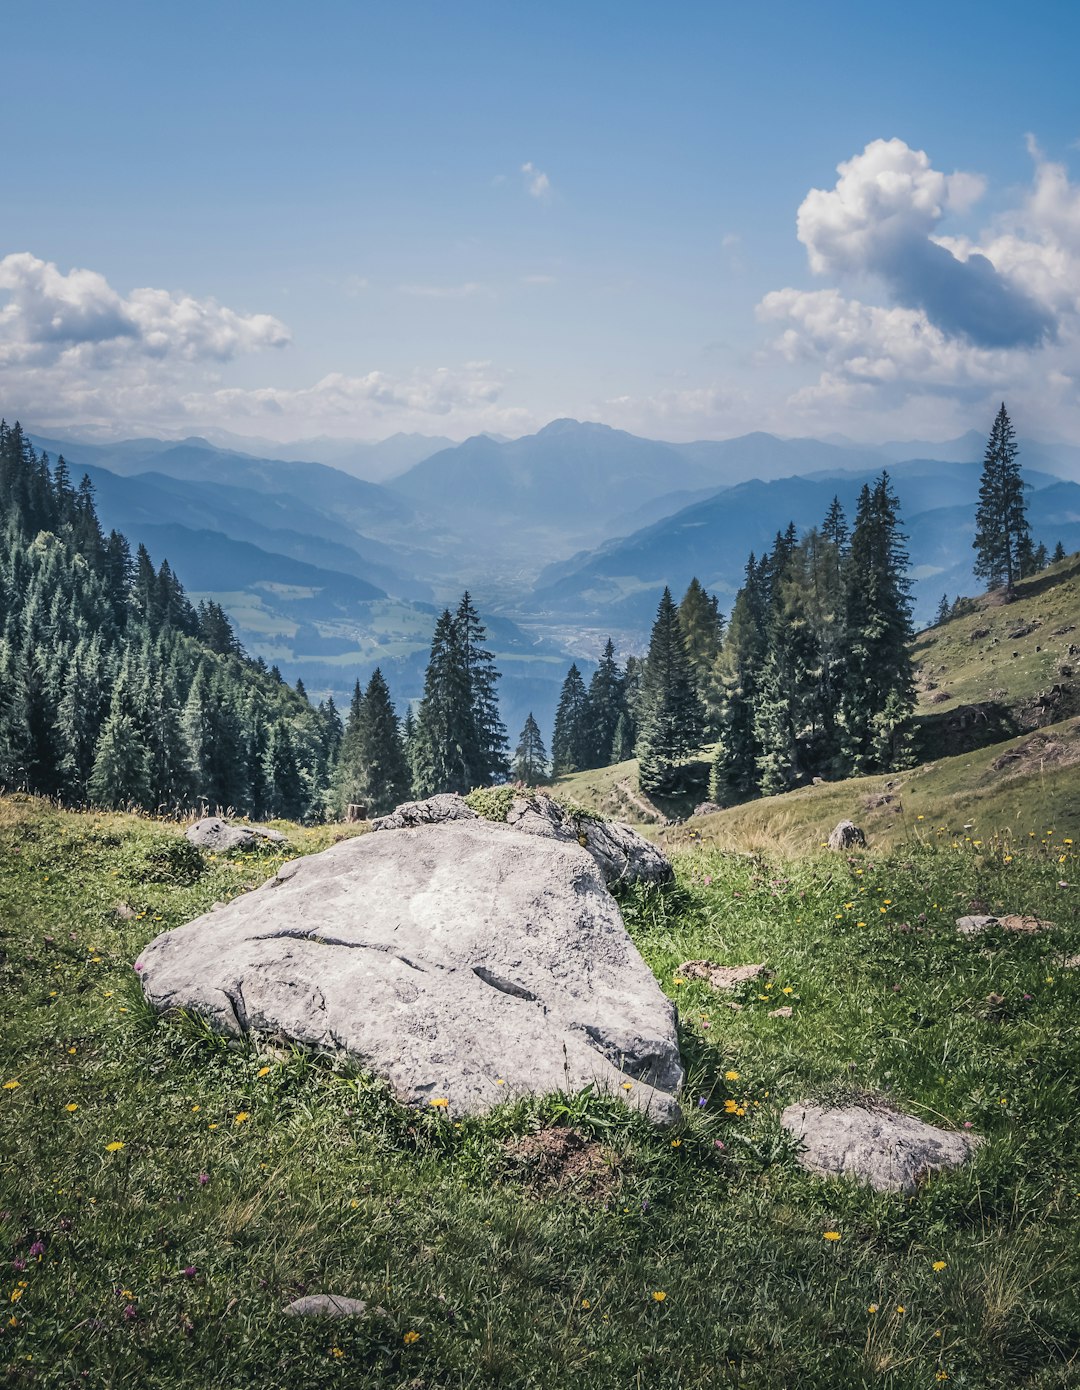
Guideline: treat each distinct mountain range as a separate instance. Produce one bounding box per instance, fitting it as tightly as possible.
[21,417,1080,741]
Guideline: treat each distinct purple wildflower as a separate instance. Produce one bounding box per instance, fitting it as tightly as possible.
[181,1265,197,1278]
[197,1172,210,1186]
[713,1139,725,1150]
[28,1241,44,1258]
[12,1259,27,1272]
[123,1303,137,1321]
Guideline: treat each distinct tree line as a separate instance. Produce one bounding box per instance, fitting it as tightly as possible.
[0,420,512,821]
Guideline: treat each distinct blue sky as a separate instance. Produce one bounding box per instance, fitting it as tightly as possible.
[3,0,1080,444]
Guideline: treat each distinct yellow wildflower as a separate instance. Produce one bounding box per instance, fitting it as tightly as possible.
[932,1260,947,1272]
[651,1290,666,1303]
[724,1070,740,1081]
[234,1112,250,1125]
[65,1103,78,1113]
[823,1231,841,1242]
[257,1066,271,1077]
[105,1141,124,1152]
[403,1330,420,1344]
[429,1097,449,1108]
[3,1081,21,1091]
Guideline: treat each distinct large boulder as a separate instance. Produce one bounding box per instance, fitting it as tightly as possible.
[136,820,683,1122]
[780,1101,980,1193]
[503,794,673,887]
[372,792,672,888]
[185,816,287,852]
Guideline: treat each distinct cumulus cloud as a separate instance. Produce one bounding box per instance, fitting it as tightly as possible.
[521,161,552,200]
[759,137,1080,434]
[795,138,1051,348]
[0,252,290,367]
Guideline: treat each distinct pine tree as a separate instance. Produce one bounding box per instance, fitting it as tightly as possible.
[611,711,634,764]
[88,669,150,809]
[264,721,305,820]
[1032,542,1049,571]
[352,667,411,815]
[585,639,624,767]
[551,664,591,776]
[636,587,704,794]
[837,474,916,773]
[973,403,1031,594]
[513,712,549,783]
[455,592,509,784]
[709,556,767,799]
[411,610,479,796]
[1053,540,1067,564]
[935,594,950,626]
[677,578,723,717]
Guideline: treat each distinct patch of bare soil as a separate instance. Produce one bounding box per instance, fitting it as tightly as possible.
[503,1126,621,1200]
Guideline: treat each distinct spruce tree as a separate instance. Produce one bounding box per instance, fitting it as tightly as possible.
[1053,540,1066,564]
[551,664,591,776]
[935,594,950,626]
[456,592,509,784]
[585,638,624,767]
[837,474,916,773]
[709,556,766,799]
[351,668,410,815]
[513,712,549,783]
[1032,542,1049,571]
[636,587,704,794]
[973,403,1031,594]
[88,669,151,809]
[677,578,723,716]
[411,610,479,796]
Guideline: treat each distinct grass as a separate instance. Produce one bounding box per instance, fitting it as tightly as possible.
[2,794,1080,1386]
[912,553,1080,719]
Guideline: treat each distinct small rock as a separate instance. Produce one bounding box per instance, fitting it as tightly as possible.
[956,913,1053,936]
[283,1294,370,1318]
[827,820,866,851]
[114,902,136,921]
[691,801,722,817]
[780,1102,980,1194]
[370,794,478,831]
[1062,954,1080,969]
[185,817,287,852]
[767,1006,793,1018]
[678,961,767,991]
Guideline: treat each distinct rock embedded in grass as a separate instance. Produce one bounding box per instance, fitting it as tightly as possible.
[955,913,1054,936]
[283,1294,371,1318]
[780,1102,981,1194]
[136,819,683,1122]
[185,816,288,852]
[827,820,866,851]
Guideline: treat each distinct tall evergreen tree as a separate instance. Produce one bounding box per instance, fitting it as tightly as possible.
[88,667,151,809]
[551,664,591,776]
[411,610,479,796]
[838,474,916,773]
[349,667,411,815]
[513,712,549,783]
[455,592,509,783]
[636,587,704,794]
[585,638,625,768]
[1053,540,1067,564]
[677,578,723,716]
[973,403,1031,594]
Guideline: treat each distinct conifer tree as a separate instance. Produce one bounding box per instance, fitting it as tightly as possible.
[709,556,767,800]
[935,594,950,626]
[611,711,634,764]
[1053,540,1066,564]
[350,667,411,815]
[551,664,591,776]
[88,668,150,809]
[973,403,1031,594]
[456,591,509,783]
[585,638,624,767]
[636,587,704,794]
[513,712,549,783]
[837,474,916,773]
[677,578,723,716]
[1032,542,1049,571]
[411,610,479,796]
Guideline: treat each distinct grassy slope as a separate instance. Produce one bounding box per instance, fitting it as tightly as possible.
[912,553,1080,719]
[2,797,1080,1387]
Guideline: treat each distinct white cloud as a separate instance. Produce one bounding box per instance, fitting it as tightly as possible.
[0,252,289,367]
[758,138,1080,435]
[521,161,552,200]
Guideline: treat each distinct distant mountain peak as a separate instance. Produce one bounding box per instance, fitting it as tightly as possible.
[535,418,613,438]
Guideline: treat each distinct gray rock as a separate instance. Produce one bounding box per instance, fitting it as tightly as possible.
[370,794,478,830]
[692,801,722,818]
[503,794,673,887]
[185,816,287,852]
[372,792,672,888]
[956,912,1052,936]
[780,1102,980,1193]
[283,1294,370,1318]
[827,820,866,851]
[136,820,683,1122]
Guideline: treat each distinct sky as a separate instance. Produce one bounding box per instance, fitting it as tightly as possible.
[3,0,1080,446]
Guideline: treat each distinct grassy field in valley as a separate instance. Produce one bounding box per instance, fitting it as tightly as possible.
[2,794,1079,1387]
